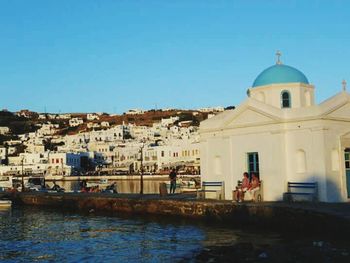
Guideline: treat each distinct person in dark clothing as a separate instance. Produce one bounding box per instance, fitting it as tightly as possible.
[169,168,177,194]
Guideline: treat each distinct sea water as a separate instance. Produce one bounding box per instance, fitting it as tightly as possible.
[0,206,348,262]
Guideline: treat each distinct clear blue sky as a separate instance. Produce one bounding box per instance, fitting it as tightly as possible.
[1,0,350,113]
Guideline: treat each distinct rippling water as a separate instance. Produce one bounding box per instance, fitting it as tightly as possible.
[2,205,346,263]
[0,207,202,262]
[0,206,284,263]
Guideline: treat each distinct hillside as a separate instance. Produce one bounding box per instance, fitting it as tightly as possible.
[0,108,231,137]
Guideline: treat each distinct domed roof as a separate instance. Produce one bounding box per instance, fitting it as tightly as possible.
[252,64,309,87]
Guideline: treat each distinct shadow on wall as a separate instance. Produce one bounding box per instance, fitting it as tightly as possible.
[325,178,343,202]
[294,174,344,202]
[289,175,345,203]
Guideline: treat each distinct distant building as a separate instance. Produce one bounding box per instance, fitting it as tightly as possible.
[87,122,100,129]
[58,114,71,119]
[101,121,110,128]
[125,109,144,115]
[0,147,7,163]
[87,113,100,121]
[198,106,224,113]
[16,109,37,118]
[161,116,179,127]
[69,118,84,127]
[0,127,10,135]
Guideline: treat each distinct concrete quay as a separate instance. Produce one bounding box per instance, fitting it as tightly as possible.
[5,192,350,237]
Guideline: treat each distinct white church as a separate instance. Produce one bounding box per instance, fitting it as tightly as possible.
[200,53,350,202]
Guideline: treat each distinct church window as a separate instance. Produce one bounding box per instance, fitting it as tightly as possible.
[247,152,259,178]
[281,90,291,108]
[296,149,306,173]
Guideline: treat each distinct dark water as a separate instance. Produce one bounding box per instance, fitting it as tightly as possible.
[0,206,349,262]
[0,206,278,263]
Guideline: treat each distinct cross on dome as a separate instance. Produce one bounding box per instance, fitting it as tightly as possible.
[342,79,347,91]
[276,50,282,65]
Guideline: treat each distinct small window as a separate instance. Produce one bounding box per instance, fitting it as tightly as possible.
[281,90,291,108]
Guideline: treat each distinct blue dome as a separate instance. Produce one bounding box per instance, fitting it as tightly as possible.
[252,64,309,87]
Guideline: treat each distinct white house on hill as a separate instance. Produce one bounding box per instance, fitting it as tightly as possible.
[200,55,350,202]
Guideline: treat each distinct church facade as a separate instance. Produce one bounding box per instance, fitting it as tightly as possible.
[200,56,350,202]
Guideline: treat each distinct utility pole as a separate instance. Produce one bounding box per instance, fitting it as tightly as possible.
[140,140,145,194]
[21,157,25,192]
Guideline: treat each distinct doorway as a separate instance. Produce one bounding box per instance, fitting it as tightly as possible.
[247,152,259,179]
[344,149,350,198]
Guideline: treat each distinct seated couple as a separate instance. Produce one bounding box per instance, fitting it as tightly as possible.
[235,172,260,202]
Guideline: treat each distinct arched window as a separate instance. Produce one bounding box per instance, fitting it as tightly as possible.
[281,90,291,108]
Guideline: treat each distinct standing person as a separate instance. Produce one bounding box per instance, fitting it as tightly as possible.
[169,168,177,194]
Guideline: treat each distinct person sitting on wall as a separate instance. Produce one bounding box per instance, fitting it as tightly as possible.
[246,173,260,201]
[235,172,250,202]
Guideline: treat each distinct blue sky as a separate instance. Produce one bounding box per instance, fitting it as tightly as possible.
[1,0,350,113]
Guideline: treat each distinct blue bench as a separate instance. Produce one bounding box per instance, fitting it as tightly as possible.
[283,182,318,202]
[197,181,225,200]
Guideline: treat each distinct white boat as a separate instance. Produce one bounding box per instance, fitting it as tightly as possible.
[0,200,12,208]
[86,178,110,189]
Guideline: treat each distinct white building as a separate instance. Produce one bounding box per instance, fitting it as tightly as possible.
[161,116,179,127]
[36,122,59,136]
[125,109,144,115]
[25,144,45,154]
[129,125,154,140]
[0,127,10,135]
[0,147,7,163]
[101,121,110,128]
[69,117,84,127]
[87,122,100,129]
[38,114,47,120]
[198,106,224,113]
[48,152,85,175]
[201,55,350,202]
[58,114,71,119]
[87,113,100,121]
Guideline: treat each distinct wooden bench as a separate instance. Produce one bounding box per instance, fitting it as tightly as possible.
[283,182,318,202]
[197,181,225,200]
[232,180,263,202]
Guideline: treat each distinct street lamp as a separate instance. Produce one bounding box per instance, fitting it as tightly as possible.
[139,140,146,194]
[21,156,25,192]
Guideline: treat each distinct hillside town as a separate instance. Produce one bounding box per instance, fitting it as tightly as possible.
[0,107,226,177]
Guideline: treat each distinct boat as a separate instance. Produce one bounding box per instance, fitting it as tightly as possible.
[86,178,110,189]
[0,176,13,191]
[25,176,46,192]
[0,200,12,209]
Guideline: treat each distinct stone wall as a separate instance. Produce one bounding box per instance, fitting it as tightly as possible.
[8,192,350,238]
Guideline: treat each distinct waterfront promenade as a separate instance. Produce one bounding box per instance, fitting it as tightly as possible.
[3,192,350,238]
